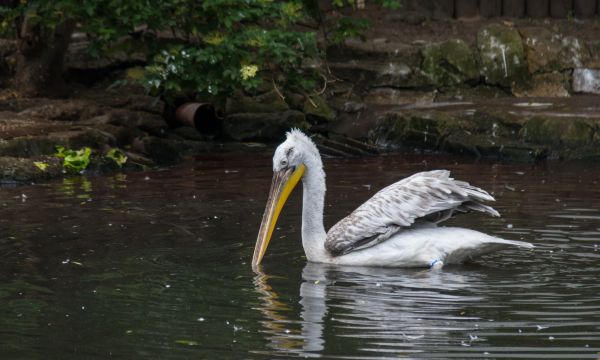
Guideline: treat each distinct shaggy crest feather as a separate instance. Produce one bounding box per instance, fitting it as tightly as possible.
[287,128,315,146]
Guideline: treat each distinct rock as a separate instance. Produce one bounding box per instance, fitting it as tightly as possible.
[139,136,215,164]
[513,73,570,97]
[421,39,479,86]
[65,35,146,72]
[284,92,305,111]
[374,111,444,149]
[365,88,436,106]
[519,27,564,73]
[557,36,589,69]
[372,61,427,88]
[586,41,600,68]
[140,136,182,164]
[0,156,63,183]
[225,90,289,114]
[339,100,366,113]
[18,100,105,121]
[521,116,594,147]
[372,108,548,161]
[223,110,308,141]
[508,26,589,73]
[0,128,115,157]
[100,110,168,137]
[303,96,336,122]
[170,126,210,141]
[0,39,17,81]
[435,85,510,101]
[443,131,546,160]
[477,24,529,88]
[327,40,424,88]
[572,68,600,94]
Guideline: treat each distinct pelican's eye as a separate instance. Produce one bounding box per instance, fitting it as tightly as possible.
[280,159,288,167]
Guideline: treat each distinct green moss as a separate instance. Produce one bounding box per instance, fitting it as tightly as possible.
[225,90,289,114]
[303,95,336,122]
[521,117,593,146]
[421,39,479,86]
[477,24,529,88]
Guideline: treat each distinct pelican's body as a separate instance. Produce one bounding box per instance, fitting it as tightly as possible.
[252,130,533,269]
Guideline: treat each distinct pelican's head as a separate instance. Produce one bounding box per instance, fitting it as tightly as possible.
[252,130,316,268]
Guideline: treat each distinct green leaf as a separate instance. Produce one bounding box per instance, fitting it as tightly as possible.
[33,161,49,171]
[106,148,128,167]
[54,146,92,173]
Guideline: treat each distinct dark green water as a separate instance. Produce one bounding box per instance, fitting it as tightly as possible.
[1,152,600,359]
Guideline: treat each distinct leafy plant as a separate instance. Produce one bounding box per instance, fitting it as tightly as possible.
[105,148,128,167]
[1,0,398,101]
[55,146,92,173]
[143,0,319,102]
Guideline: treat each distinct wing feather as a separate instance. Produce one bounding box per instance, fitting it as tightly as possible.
[325,170,499,256]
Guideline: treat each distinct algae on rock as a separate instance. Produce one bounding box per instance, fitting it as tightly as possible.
[421,39,480,86]
[303,95,336,122]
[477,24,529,88]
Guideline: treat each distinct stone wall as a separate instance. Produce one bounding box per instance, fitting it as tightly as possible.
[221,21,600,161]
[327,23,599,99]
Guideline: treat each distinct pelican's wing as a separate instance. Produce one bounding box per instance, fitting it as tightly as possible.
[325,170,499,256]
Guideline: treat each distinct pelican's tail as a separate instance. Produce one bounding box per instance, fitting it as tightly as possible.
[443,231,534,265]
[486,237,534,250]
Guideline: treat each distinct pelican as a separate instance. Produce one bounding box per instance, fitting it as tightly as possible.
[252,129,533,269]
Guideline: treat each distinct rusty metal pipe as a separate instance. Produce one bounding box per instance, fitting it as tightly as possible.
[173,102,220,134]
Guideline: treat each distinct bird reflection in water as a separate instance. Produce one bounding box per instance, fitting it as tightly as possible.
[253,263,488,357]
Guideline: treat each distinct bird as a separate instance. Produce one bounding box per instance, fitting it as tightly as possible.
[252,129,533,270]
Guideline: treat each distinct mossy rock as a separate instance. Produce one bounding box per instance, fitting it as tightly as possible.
[225,90,289,114]
[519,27,563,73]
[477,24,529,88]
[521,117,594,147]
[442,131,547,161]
[374,111,451,148]
[557,36,590,69]
[0,156,62,183]
[223,110,308,141]
[303,96,336,122]
[512,72,570,97]
[586,41,600,68]
[365,88,435,106]
[421,39,479,86]
[520,27,590,73]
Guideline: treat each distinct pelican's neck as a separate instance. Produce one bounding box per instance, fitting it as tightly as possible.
[301,154,329,262]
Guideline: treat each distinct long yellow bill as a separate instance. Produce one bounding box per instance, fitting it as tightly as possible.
[252,164,305,269]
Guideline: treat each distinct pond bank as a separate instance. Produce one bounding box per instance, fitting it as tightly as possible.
[0,87,267,184]
[2,18,600,183]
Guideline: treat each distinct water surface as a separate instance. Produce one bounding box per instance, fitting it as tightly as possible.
[1,152,600,359]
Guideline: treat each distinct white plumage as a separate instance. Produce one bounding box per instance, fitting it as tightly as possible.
[252,129,533,269]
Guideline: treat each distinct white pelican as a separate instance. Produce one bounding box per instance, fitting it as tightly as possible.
[252,129,533,269]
